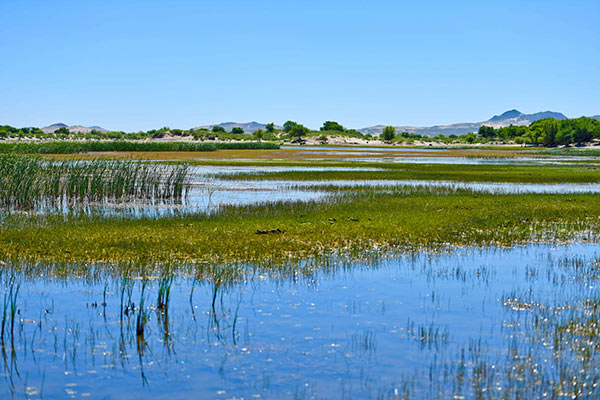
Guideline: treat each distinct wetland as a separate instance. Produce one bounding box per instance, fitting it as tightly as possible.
[1,144,599,399]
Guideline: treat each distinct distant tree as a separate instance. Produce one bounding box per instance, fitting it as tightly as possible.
[556,127,574,146]
[289,124,309,139]
[212,126,226,133]
[532,119,559,147]
[464,132,477,143]
[478,125,496,139]
[283,121,298,133]
[265,123,276,133]
[320,121,345,132]
[55,127,70,135]
[253,129,264,140]
[381,126,395,141]
[231,127,244,134]
[572,118,596,144]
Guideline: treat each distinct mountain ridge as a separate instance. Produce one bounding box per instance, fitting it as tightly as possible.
[42,123,108,134]
[359,110,569,136]
[37,111,597,136]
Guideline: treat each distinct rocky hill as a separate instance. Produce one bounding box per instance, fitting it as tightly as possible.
[42,123,108,134]
[359,110,568,136]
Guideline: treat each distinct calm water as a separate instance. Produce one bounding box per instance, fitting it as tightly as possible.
[280,145,449,152]
[2,164,599,219]
[94,166,600,216]
[1,243,599,399]
[276,145,600,165]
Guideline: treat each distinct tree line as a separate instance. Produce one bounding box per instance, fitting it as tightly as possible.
[478,117,600,146]
[2,117,599,146]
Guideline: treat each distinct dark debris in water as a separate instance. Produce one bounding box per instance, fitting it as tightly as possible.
[255,228,285,235]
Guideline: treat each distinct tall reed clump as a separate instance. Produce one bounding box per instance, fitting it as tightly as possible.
[0,154,190,209]
[0,141,279,154]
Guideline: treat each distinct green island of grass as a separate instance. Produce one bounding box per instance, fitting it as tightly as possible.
[2,189,599,277]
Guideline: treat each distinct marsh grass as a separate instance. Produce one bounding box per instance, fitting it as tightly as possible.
[2,188,600,273]
[535,147,600,157]
[0,154,190,209]
[0,141,279,154]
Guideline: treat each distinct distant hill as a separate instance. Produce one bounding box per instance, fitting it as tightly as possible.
[486,109,567,127]
[194,121,281,133]
[592,115,600,120]
[359,110,569,136]
[42,123,108,134]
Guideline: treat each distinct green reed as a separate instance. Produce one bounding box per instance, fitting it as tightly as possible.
[0,154,190,209]
[1,278,20,343]
[136,280,148,337]
[0,141,279,154]
[157,273,174,312]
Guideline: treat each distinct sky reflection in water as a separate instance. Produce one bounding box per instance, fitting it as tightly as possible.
[1,243,599,398]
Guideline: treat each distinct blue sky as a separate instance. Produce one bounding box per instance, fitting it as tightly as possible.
[1,0,598,131]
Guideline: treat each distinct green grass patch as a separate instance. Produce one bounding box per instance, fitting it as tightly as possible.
[533,147,600,157]
[2,189,599,270]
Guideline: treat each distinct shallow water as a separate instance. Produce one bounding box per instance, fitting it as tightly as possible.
[280,145,448,152]
[1,243,599,398]
[273,145,600,165]
[358,156,600,165]
[282,178,600,194]
[100,167,600,216]
[3,163,599,220]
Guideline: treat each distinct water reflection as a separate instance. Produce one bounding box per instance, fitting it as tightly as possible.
[1,243,599,398]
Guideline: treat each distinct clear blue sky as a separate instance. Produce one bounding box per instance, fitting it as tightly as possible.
[1,0,598,131]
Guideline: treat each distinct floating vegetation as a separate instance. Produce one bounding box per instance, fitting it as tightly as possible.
[0,154,190,210]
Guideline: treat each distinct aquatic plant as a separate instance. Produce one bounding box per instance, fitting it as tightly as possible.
[1,187,600,272]
[136,280,148,337]
[0,154,190,209]
[0,141,279,154]
[156,272,174,311]
[1,278,19,342]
